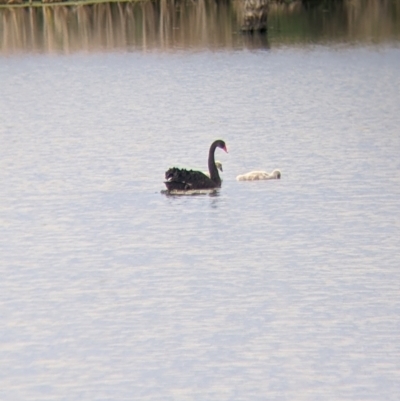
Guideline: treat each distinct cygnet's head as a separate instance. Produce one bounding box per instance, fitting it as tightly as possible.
[215,161,223,172]
[271,169,281,179]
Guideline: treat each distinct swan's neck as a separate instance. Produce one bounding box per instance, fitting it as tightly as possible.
[208,143,221,185]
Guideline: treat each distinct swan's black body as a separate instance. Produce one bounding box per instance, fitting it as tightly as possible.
[164,140,227,191]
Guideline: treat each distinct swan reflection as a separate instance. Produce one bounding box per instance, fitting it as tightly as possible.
[161,189,220,197]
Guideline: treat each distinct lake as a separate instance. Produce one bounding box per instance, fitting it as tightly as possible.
[1,1,400,400]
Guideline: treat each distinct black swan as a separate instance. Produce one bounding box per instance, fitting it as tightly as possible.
[236,169,281,181]
[164,140,228,191]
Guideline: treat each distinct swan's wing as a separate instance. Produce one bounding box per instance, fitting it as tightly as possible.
[166,168,210,182]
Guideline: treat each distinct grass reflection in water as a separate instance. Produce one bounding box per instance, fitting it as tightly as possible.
[1,0,400,53]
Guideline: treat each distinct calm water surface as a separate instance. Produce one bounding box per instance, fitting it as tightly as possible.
[1,2,400,400]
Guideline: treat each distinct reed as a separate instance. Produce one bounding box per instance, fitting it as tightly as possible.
[1,0,399,53]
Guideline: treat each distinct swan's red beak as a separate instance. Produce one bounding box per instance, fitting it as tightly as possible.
[223,145,228,153]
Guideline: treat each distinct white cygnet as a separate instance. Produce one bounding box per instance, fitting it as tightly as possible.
[236,169,281,181]
[205,161,223,177]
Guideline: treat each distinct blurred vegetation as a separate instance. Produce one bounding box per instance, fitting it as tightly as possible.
[267,0,400,44]
[1,0,399,53]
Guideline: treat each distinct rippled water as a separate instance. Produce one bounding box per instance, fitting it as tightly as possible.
[1,5,400,400]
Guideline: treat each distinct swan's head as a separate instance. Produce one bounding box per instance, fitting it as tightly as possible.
[271,169,281,179]
[215,140,228,153]
[215,161,223,172]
